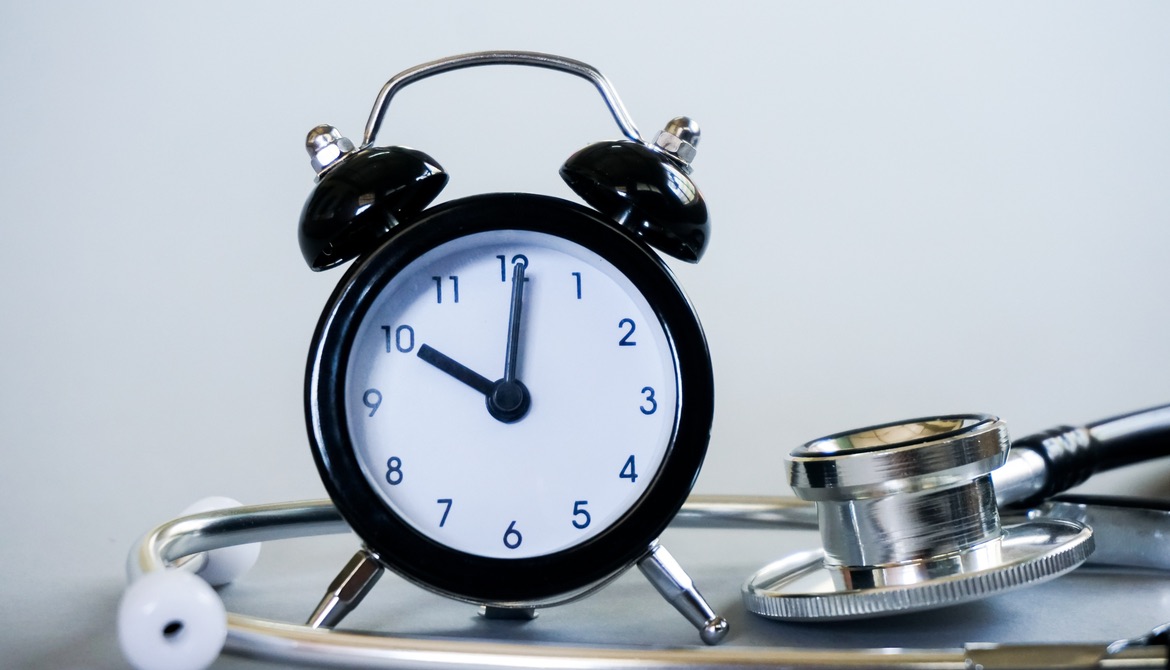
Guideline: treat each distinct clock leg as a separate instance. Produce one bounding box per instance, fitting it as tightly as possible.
[479,605,538,620]
[306,548,384,629]
[637,542,729,645]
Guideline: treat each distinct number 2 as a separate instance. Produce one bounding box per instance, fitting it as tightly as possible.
[618,318,636,346]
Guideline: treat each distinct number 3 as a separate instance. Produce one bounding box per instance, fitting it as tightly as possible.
[640,386,657,415]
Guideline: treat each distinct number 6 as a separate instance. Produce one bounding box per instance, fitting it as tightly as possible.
[503,520,523,549]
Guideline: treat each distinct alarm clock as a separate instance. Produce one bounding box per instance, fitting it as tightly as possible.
[297,52,725,643]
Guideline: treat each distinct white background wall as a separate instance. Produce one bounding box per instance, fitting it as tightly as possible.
[2,2,1168,667]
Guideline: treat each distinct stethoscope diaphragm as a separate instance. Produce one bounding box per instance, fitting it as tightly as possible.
[742,414,1095,620]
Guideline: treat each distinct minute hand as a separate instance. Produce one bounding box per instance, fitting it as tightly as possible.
[503,261,526,382]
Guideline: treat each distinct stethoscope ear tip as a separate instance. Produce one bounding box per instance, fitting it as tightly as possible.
[177,497,261,587]
[117,569,226,670]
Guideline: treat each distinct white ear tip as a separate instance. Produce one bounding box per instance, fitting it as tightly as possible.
[118,570,227,670]
[181,496,261,586]
[180,496,245,516]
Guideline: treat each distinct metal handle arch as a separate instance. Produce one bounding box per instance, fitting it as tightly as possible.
[361,50,645,148]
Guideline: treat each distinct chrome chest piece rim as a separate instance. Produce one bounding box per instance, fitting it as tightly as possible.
[743,414,1095,621]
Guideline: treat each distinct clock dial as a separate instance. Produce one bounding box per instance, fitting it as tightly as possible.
[344,230,678,559]
[308,193,712,603]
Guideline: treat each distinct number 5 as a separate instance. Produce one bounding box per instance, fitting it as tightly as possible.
[572,500,591,529]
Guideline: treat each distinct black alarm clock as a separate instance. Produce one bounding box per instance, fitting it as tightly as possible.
[297,51,725,644]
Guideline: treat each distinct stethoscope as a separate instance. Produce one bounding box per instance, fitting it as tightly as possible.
[120,403,1170,670]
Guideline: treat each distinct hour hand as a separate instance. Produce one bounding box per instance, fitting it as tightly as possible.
[417,343,530,424]
[417,344,494,396]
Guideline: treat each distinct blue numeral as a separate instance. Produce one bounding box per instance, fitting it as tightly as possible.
[363,389,383,416]
[620,455,638,483]
[383,325,415,353]
[572,500,591,529]
[497,254,529,281]
[503,520,523,549]
[432,276,459,303]
[618,318,636,346]
[640,387,657,415]
[385,457,403,485]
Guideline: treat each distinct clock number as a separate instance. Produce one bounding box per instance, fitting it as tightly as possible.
[619,455,638,483]
[385,457,404,486]
[618,318,637,346]
[572,500,591,529]
[436,498,453,527]
[640,386,657,415]
[432,275,459,304]
[362,389,383,417]
[382,325,415,353]
[503,520,523,549]
[496,254,529,281]
[571,271,582,300]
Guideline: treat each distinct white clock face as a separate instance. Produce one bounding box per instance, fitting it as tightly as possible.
[344,229,679,559]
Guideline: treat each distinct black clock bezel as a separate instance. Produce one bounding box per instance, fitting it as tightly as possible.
[306,193,713,604]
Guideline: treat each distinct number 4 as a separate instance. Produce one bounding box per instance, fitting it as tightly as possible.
[619,455,638,483]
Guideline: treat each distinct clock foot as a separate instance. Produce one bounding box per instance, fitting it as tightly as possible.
[637,542,729,645]
[306,548,384,629]
[479,605,538,620]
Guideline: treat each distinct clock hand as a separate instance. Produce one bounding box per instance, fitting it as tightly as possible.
[503,261,526,382]
[417,344,494,396]
[482,261,532,423]
[417,342,531,424]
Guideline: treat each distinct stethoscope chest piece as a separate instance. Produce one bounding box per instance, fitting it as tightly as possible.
[743,414,1095,621]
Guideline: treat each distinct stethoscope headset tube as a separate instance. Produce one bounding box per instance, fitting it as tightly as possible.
[126,497,1170,670]
[121,404,1170,669]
